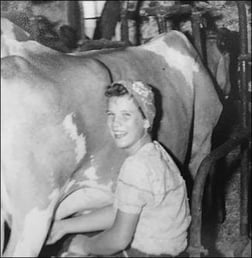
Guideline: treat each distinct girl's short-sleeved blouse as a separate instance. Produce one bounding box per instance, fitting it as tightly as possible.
[114,141,191,256]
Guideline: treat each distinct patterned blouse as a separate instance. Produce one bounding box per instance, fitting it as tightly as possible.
[114,141,191,256]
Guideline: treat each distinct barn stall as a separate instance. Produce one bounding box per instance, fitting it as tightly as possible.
[1,1,251,257]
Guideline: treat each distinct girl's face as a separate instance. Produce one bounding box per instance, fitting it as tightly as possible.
[106,95,146,154]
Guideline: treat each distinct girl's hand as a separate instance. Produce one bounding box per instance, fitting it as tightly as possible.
[47,220,66,245]
[67,234,90,256]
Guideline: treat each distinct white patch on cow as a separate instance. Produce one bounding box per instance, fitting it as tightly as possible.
[84,166,99,180]
[13,206,52,257]
[79,166,114,192]
[142,37,199,90]
[62,113,86,163]
[48,188,60,201]
[63,179,77,194]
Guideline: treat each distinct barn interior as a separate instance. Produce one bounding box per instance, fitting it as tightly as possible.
[1,1,251,257]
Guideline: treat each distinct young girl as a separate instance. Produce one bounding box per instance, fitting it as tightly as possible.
[47,80,191,257]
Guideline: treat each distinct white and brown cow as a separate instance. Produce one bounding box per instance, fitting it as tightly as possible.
[1,19,222,256]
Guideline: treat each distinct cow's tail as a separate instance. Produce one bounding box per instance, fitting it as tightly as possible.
[93,57,114,83]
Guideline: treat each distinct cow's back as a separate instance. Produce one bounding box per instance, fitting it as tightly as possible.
[94,31,222,176]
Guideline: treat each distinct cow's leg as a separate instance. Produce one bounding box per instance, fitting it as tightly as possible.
[189,68,223,226]
[189,69,223,179]
[3,204,55,257]
[1,167,60,257]
[189,130,213,179]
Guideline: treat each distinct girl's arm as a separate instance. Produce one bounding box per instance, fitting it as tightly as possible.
[47,204,116,244]
[69,209,140,255]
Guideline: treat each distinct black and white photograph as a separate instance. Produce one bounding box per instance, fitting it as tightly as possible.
[1,1,251,257]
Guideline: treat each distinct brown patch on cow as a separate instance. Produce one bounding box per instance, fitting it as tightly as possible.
[163,31,200,63]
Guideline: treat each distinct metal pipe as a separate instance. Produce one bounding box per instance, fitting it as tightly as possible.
[238,53,251,62]
[188,128,250,257]
[237,0,250,237]
[191,10,203,58]
[120,0,129,43]
[155,14,167,33]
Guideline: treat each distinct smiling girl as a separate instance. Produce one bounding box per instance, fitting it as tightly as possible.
[47,80,191,257]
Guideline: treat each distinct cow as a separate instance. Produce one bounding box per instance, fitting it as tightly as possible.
[1,20,223,256]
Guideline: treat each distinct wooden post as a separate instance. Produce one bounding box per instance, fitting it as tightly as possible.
[120,0,129,43]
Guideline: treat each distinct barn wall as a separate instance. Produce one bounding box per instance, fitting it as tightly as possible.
[2,1,250,50]
[1,1,83,41]
[135,1,251,51]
